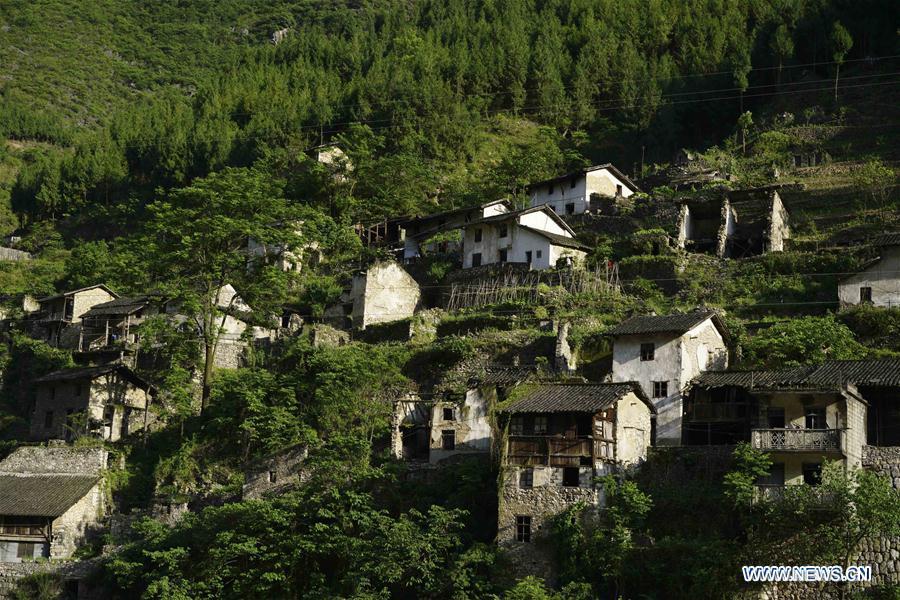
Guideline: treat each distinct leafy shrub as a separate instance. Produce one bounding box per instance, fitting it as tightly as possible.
[742,315,866,367]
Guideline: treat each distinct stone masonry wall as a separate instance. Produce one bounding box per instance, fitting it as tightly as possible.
[0,445,107,475]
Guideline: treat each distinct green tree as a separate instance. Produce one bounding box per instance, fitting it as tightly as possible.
[737,111,754,156]
[142,167,300,411]
[830,22,853,102]
[770,24,794,87]
[742,315,866,368]
[851,158,895,225]
[723,442,773,507]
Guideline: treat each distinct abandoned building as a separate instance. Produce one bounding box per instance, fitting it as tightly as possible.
[78,295,168,353]
[676,187,790,258]
[31,284,118,349]
[392,365,533,464]
[0,446,106,562]
[401,199,512,262]
[0,247,31,262]
[527,163,640,216]
[838,233,900,308]
[30,364,155,443]
[496,383,654,579]
[607,310,730,446]
[242,444,309,500]
[246,221,321,275]
[462,205,589,270]
[324,261,420,330]
[683,359,900,498]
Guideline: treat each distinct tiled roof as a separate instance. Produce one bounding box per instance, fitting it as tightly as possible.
[477,365,535,386]
[875,233,900,247]
[501,382,652,414]
[37,284,117,303]
[693,359,900,391]
[81,296,151,317]
[606,310,723,338]
[526,164,641,194]
[520,227,591,251]
[35,364,154,391]
[0,474,98,517]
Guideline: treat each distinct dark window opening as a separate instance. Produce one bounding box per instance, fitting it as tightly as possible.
[562,467,580,487]
[443,407,455,421]
[616,184,623,196]
[860,287,873,303]
[767,407,785,428]
[533,416,547,434]
[16,542,36,559]
[806,407,827,430]
[516,515,532,542]
[471,253,482,267]
[474,228,482,243]
[570,177,577,189]
[803,463,822,486]
[510,416,523,435]
[525,251,532,265]
[499,249,508,263]
[548,183,554,195]
[499,224,508,238]
[565,203,575,215]
[640,343,655,361]
[653,381,668,398]
[44,411,53,429]
[442,430,456,451]
[519,468,534,489]
[268,471,277,483]
[536,250,542,259]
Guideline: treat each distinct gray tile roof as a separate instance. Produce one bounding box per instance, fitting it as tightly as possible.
[693,359,900,391]
[526,164,641,194]
[520,227,591,251]
[606,310,724,338]
[875,233,900,247]
[37,284,117,303]
[477,365,535,386]
[35,364,154,392]
[501,382,653,414]
[81,296,151,318]
[0,474,98,517]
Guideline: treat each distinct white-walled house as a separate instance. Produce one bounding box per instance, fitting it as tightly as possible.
[401,200,511,262]
[838,234,900,308]
[527,164,640,216]
[462,205,588,270]
[607,311,729,446]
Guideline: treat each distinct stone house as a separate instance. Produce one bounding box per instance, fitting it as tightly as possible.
[683,360,900,497]
[527,164,640,216]
[401,200,511,263]
[242,444,309,500]
[0,446,106,562]
[392,365,534,464]
[77,295,168,353]
[30,364,155,443]
[838,233,900,308]
[246,221,321,275]
[676,187,790,258]
[32,285,118,349]
[607,310,730,446]
[462,205,588,270]
[496,383,654,579]
[324,261,420,330]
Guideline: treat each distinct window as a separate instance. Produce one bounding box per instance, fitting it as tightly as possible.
[443,407,455,421]
[805,407,827,430]
[616,184,623,196]
[474,228,482,243]
[640,343,655,361]
[653,381,668,398]
[767,407,785,428]
[548,183,554,195]
[519,468,534,489]
[44,411,53,429]
[471,253,482,267]
[510,416,523,435]
[268,471,277,483]
[803,462,822,486]
[516,516,532,542]
[565,203,575,215]
[442,430,456,450]
[499,224,508,238]
[860,286,873,303]
[525,251,532,265]
[562,467,580,487]
[570,177,577,189]
[536,250,542,259]
[499,249,508,263]
[533,416,547,434]
[16,542,35,559]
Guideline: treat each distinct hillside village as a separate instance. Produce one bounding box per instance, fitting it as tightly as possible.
[0,1,899,599]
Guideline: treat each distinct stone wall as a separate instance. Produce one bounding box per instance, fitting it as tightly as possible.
[0,446,107,475]
[243,445,309,499]
[0,558,101,600]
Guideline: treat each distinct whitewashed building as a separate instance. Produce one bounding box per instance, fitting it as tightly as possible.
[461,205,588,270]
[401,200,511,262]
[607,311,730,446]
[838,233,900,308]
[527,164,640,216]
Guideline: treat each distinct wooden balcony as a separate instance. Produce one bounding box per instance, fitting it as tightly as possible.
[507,435,594,467]
[751,428,844,453]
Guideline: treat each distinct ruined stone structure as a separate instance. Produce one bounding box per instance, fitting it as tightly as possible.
[838,233,900,308]
[242,444,309,499]
[676,188,790,258]
[496,383,654,581]
[29,285,118,349]
[607,310,729,446]
[326,261,420,330]
[30,364,155,443]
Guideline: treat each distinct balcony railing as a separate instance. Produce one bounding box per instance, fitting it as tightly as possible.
[507,435,593,467]
[751,428,843,453]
